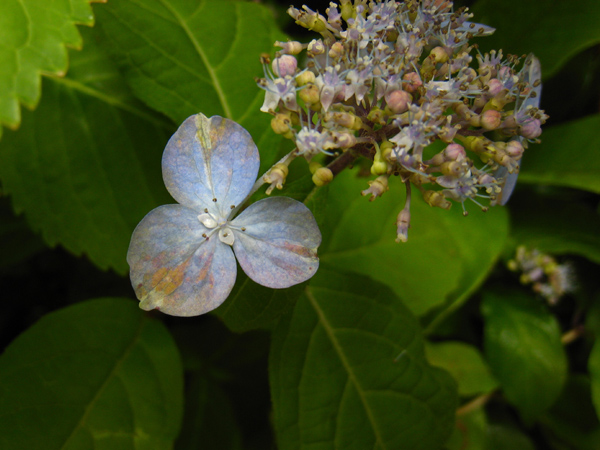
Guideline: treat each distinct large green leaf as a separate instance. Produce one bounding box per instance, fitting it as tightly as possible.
[425,341,499,397]
[482,289,567,423]
[0,298,183,450]
[214,277,305,333]
[589,339,600,422]
[321,170,508,316]
[518,115,600,194]
[176,375,242,450]
[94,0,285,168]
[0,197,45,268]
[539,375,600,450]
[471,0,600,78]
[270,267,458,450]
[446,409,536,450]
[0,0,103,136]
[0,27,173,274]
[510,195,600,264]
[445,408,487,450]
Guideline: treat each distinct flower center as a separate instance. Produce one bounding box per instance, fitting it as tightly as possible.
[197,213,235,246]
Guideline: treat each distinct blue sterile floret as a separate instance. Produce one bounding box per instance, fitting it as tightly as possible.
[127,114,321,317]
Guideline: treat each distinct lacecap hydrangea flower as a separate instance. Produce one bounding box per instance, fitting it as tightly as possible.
[127,114,321,317]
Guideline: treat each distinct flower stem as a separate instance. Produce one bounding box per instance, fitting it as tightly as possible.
[230,150,296,218]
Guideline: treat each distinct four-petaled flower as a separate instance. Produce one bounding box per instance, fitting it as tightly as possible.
[127,114,321,317]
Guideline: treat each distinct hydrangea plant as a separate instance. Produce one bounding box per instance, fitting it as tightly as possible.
[3,0,600,449]
[127,114,321,316]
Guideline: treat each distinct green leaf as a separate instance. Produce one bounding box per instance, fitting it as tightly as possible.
[589,339,600,421]
[445,408,487,450]
[510,195,600,264]
[176,375,242,450]
[517,115,600,194]
[0,27,173,274]
[214,277,305,333]
[425,341,499,397]
[471,0,600,78]
[447,409,536,450]
[0,197,45,268]
[0,298,183,450]
[270,267,458,450]
[321,170,508,316]
[94,0,284,165]
[486,424,536,450]
[539,375,600,450]
[0,0,103,136]
[482,289,567,423]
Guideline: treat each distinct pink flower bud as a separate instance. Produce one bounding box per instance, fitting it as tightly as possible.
[487,78,504,97]
[307,39,326,56]
[275,40,304,55]
[444,143,466,161]
[402,72,422,93]
[478,173,495,186]
[481,109,502,130]
[520,119,542,139]
[272,55,298,77]
[386,90,412,114]
[506,140,524,157]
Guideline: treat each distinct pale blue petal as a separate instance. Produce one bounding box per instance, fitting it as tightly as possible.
[127,204,237,317]
[162,114,259,218]
[518,54,542,112]
[495,167,519,206]
[230,197,321,288]
[495,55,542,206]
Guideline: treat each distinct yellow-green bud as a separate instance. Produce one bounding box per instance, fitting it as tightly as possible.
[296,70,316,86]
[312,167,333,186]
[370,160,388,176]
[463,136,487,153]
[308,161,322,174]
[367,107,385,125]
[271,113,292,135]
[440,161,463,177]
[299,84,320,105]
[423,190,452,209]
[329,42,344,60]
[340,3,355,21]
[430,46,449,64]
[332,111,361,130]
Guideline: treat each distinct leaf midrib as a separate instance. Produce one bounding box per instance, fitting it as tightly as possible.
[305,286,386,449]
[59,317,147,449]
[157,0,232,119]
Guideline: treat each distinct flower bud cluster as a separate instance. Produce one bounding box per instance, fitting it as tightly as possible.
[508,246,575,305]
[256,0,547,241]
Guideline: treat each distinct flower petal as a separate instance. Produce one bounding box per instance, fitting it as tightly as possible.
[230,197,321,288]
[127,204,237,316]
[162,114,259,218]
